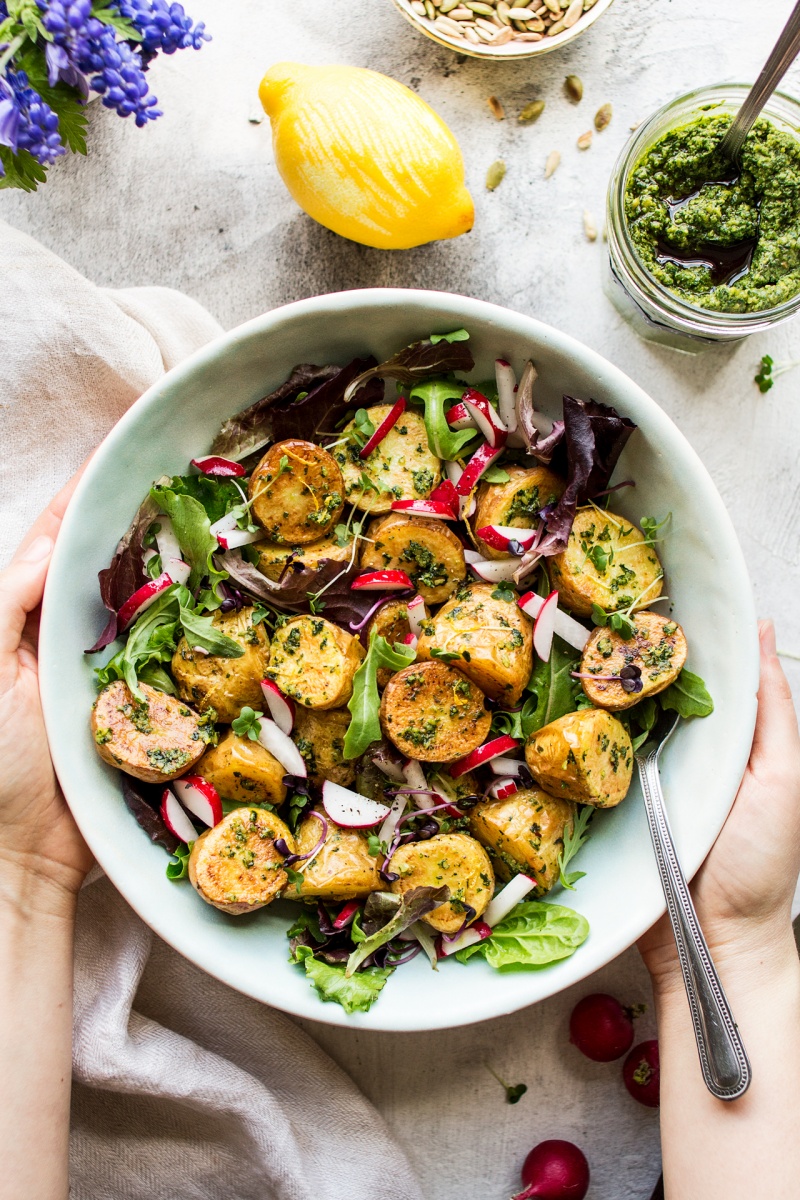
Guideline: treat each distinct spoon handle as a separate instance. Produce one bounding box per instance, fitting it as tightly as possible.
[720,0,800,162]
[637,753,752,1100]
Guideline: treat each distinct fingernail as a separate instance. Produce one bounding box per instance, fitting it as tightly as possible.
[759,618,777,656]
[19,535,53,564]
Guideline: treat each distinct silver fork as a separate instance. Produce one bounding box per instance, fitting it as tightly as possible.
[635,709,752,1100]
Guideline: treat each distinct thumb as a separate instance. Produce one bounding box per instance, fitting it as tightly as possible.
[0,536,54,658]
[749,619,800,774]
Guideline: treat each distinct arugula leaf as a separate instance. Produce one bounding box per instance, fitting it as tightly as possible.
[626,696,658,751]
[429,328,470,344]
[346,886,450,976]
[343,633,417,759]
[293,945,391,1014]
[166,843,192,881]
[138,663,178,694]
[491,708,524,739]
[659,669,714,719]
[178,602,245,657]
[455,900,589,970]
[231,706,263,740]
[283,865,305,894]
[482,465,511,484]
[150,484,227,593]
[430,648,464,663]
[522,635,584,737]
[557,806,593,890]
[408,378,479,461]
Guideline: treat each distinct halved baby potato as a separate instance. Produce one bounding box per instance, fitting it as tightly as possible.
[267,615,364,709]
[171,606,270,725]
[292,809,382,901]
[254,530,354,582]
[472,465,566,560]
[379,660,491,762]
[469,787,577,896]
[368,597,427,688]
[526,708,633,809]
[360,513,465,606]
[293,707,355,787]
[195,729,288,807]
[390,832,495,934]
[188,806,294,915]
[334,406,440,515]
[416,582,532,707]
[92,680,210,783]
[579,612,688,711]
[249,439,344,544]
[549,507,664,617]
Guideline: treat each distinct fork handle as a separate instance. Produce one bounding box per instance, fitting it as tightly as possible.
[637,755,752,1100]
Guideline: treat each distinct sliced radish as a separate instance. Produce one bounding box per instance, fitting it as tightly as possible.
[484,873,537,925]
[260,680,295,736]
[445,401,477,431]
[351,569,414,592]
[402,758,431,809]
[406,594,427,638]
[191,455,246,477]
[518,591,591,652]
[469,557,519,584]
[333,900,361,929]
[172,775,223,827]
[461,389,508,449]
[161,787,198,844]
[378,791,409,845]
[209,510,238,539]
[153,515,182,563]
[439,919,492,957]
[118,573,174,630]
[463,548,484,565]
[476,524,537,554]
[456,442,505,496]
[450,735,520,778]
[256,717,307,777]
[495,359,518,434]
[390,499,458,520]
[322,780,390,828]
[402,631,418,650]
[216,527,264,550]
[359,396,406,459]
[162,557,191,587]
[487,776,519,801]
[372,747,406,783]
[428,478,459,512]
[444,459,476,519]
[490,756,532,779]
[533,590,559,661]
[427,776,463,820]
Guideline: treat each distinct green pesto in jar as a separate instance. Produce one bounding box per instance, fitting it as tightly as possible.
[624,113,800,313]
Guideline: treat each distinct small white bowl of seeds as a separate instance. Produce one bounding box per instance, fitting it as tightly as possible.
[390,0,614,58]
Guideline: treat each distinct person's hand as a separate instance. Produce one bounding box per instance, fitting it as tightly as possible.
[0,475,93,905]
[639,620,800,989]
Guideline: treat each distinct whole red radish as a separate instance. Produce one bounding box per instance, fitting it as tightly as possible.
[511,1139,590,1200]
[623,1040,660,1107]
[569,993,635,1062]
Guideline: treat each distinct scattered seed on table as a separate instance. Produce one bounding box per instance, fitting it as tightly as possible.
[577,129,593,150]
[565,74,583,102]
[583,210,597,241]
[488,95,506,120]
[545,150,561,178]
[486,159,507,190]
[518,98,545,124]
[594,102,612,131]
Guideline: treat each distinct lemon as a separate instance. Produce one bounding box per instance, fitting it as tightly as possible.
[259,62,474,251]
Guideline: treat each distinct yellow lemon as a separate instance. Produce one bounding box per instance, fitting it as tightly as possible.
[259,62,474,250]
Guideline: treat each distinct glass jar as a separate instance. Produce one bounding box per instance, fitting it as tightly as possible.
[605,83,800,351]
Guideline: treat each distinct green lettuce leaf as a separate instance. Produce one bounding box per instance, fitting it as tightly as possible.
[408,378,479,461]
[345,886,450,977]
[521,635,588,737]
[343,632,417,759]
[163,475,245,525]
[293,945,391,1014]
[150,484,227,593]
[455,900,589,971]
[177,602,245,658]
[659,669,714,719]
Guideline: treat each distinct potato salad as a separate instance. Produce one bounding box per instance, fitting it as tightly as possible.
[87,331,713,1015]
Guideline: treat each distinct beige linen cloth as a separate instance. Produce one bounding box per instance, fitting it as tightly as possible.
[0,221,424,1200]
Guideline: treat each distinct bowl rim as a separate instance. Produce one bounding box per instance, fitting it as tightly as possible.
[39,287,758,1031]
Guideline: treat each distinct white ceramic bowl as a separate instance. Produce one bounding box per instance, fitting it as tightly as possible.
[39,289,758,1031]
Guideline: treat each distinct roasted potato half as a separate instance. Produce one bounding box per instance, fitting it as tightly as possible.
[253,530,354,582]
[380,660,491,762]
[526,708,633,809]
[92,680,210,783]
[249,439,344,544]
[267,615,364,709]
[292,810,382,901]
[368,598,426,688]
[188,807,294,915]
[579,612,688,711]
[472,466,566,560]
[293,707,355,787]
[333,406,440,515]
[549,507,664,617]
[416,582,532,707]
[360,513,465,606]
[390,833,495,934]
[171,606,270,725]
[195,729,288,807]
[469,787,577,896]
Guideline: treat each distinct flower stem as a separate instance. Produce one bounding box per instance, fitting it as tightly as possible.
[0,34,26,76]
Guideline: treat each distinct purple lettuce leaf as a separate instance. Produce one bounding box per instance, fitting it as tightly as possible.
[218,550,382,627]
[86,491,163,653]
[121,777,180,855]
[343,337,475,405]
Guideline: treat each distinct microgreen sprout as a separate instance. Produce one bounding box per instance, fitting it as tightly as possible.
[485,1063,528,1104]
[754,353,800,392]
[232,706,263,740]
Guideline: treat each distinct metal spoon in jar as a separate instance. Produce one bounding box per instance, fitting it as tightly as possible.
[719,0,800,163]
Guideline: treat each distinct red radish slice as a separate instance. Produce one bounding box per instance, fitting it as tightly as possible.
[427,776,463,820]
[372,747,406,783]
[161,787,198,843]
[390,499,458,520]
[359,396,406,459]
[476,524,537,554]
[445,401,477,431]
[322,780,390,828]
[484,873,537,925]
[256,717,307,777]
[461,389,508,448]
[450,735,520,778]
[489,756,530,778]
[439,919,492,957]
[402,631,418,650]
[495,359,518,433]
[428,478,459,511]
[209,511,238,538]
[260,680,295,736]
[162,557,191,587]
[518,590,590,652]
[118,573,174,630]
[351,569,414,591]
[469,557,519,584]
[533,590,559,661]
[487,776,519,801]
[216,528,264,550]
[444,459,476,519]
[402,758,432,809]
[154,515,182,564]
[463,548,483,565]
[378,791,409,845]
[191,455,246,477]
[172,775,223,827]
[456,442,505,495]
[406,594,427,638]
[333,900,360,930]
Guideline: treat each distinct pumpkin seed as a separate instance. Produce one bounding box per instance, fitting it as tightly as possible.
[475,15,501,31]
[547,18,566,33]
[449,7,474,16]
[491,24,514,42]
[463,24,481,40]
[438,0,461,9]
[515,30,543,38]
[424,0,436,17]
[583,210,597,241]
[594,102,612,131]
[411,0,426,13]
[543,0,560,10]
[435,14,466,34]
[544,149,561,178]
[496,1,512,22]
[486,159,507,190]
[507,5,535,15]
[563,0,583,26]
[525,16,546,30]
[488,95,506,120]
[565,74,583,101]
[577,129,593,150]
[474,23,495,39]
[465,1,497,13]
[518,98,545,124]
